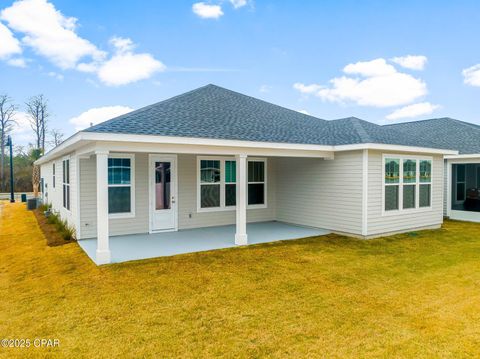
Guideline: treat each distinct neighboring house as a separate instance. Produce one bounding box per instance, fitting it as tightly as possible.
[37,84,460,264]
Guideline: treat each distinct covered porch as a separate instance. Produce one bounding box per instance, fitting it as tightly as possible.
[78,221,330,264]
[447,158,480,222]
[75,137,334,265]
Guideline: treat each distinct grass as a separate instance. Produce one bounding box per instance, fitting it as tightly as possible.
[0,202,480,358]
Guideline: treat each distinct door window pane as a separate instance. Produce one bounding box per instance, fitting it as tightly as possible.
[403,159,416,183]
[200,160,220,183]
[403,184,416,209]
[201,185,220,208]
[155,162,171,210]
[248,183,264,205]
[225,184,236,206]
[385,159,400,183]
[420,184,431,207]
[385,186,399,211]
[109,187,131,213]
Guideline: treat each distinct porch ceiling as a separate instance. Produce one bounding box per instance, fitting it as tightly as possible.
[78,221,329,264]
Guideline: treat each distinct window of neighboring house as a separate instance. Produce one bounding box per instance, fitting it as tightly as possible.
[52,163,55,188]
[108,156,134,216]
[62,159,70,210]
[198,157,267,211]
[384,156,432,213]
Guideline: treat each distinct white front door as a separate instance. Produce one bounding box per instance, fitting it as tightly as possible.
[149,155,177,232]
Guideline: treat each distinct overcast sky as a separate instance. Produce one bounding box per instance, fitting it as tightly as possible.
[1,0,480,147]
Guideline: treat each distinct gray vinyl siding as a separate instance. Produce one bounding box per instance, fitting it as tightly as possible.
[79,153,276,238]
[367,151,444,236]
[275,151,363,236]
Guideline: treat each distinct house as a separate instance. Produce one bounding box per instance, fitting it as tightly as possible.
[36,84,462,264]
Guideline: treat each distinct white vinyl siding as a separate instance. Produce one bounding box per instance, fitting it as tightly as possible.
[39,155,77,231]
[368,151,443,236]
[79,153,148,239]
[275,151,363,236]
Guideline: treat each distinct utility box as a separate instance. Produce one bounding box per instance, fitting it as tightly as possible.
[27,198,38,210]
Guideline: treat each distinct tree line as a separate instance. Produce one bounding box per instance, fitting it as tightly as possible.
[0,94,64,193]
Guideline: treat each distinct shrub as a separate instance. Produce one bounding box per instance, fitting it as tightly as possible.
[45,213,76,241]
[60,220,76,241]
[38,204,49,212]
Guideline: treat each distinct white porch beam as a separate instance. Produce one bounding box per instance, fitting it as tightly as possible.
[95,150,111,264]
[235,154,248,245]
[94,141,334,159]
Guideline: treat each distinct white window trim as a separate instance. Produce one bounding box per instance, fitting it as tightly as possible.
[196,156,268,213]
[381,154,433,217]
[108,153,136,219]
[62,156,71,212]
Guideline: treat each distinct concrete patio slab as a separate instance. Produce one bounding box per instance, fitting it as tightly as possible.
[78,221,329,264]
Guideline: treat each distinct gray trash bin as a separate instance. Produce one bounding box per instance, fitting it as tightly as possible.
[21,193,27,202]
[27,198,38,210]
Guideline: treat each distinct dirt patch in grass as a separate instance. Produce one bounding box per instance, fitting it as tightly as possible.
[32,208,73,247]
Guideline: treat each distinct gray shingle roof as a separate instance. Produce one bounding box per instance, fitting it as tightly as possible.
[85,84,332,145]
[83,84,459,151]
[386,118,480,154]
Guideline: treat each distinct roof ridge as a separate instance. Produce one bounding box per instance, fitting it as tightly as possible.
[349,117,372,142]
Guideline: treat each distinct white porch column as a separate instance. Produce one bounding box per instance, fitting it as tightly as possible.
[95,150,111,264]
[235,154,248,245]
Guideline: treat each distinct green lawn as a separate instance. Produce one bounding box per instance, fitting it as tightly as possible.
[1,202,479,358]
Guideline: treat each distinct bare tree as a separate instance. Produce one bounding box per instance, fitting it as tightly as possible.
[49,128,64,147]
[0,95,17,191]
[25,94,49,153]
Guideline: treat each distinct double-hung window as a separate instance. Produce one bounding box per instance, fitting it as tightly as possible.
[248,160,265,206]
[384,156,432,213]
[198,157,266,211]
[62,159,70,210]
[108,154,135,216]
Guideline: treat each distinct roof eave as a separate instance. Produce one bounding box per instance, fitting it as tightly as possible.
[334,143,458,155]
